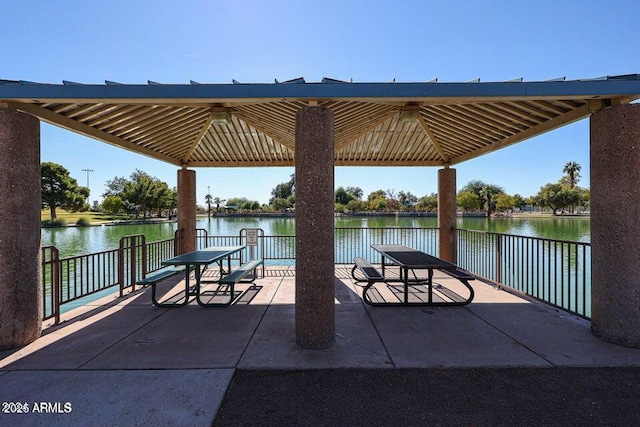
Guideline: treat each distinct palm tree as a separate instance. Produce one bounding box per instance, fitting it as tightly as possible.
[563,161,581,189]
[213,197,225,213]
[205,193,213,217]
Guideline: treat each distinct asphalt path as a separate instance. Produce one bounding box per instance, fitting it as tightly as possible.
[214,367,640,426]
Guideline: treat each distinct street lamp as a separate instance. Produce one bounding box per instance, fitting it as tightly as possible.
[82,168,94,204]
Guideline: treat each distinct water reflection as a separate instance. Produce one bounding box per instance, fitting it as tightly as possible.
[42,215,591,258]
[457,217,590,242]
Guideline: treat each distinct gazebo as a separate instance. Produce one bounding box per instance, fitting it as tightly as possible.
[2,74,640,350]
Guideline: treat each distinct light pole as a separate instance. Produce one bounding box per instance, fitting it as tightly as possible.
[207,185,211,218]
[82,168,94,204]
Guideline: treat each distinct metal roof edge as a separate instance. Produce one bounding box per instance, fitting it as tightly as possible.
[2,75,640,101]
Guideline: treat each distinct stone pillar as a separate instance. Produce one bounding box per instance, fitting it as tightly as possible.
[591,104,640,348]
[0,108,42,350]
[177,167,196,254]
[438,167,457,263]
[295,106,335,349]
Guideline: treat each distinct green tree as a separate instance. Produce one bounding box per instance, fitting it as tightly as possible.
[269,174,295,208]
[495,193,515,212]
[579,188,590,211]
[398,191,418,210]
[226,197,246,209]
[367,190,387,212]
[369,197,388,211]
[226,197,261,211]
[41,162,90,221]
[166,187,178,219]
[213,197,225,213]
[535,183,581,214]
[346,199,365,212]
[335,186,355,205]
[101,195,125,215]
[205,193,213,217]
[102,176,128,198]
[270,174,295,198]
[512,194,527,210]
[457,190,481,211]
[416,193,438,212]
[385,189,398,207]
[525,196,537,207]
[479,184,504,216]
[149,180,173,217]
[121,170,157,218]
[271,197,291,212]
[562,161,581,189]
[103,170,173,219]
[346,186,363,200]
[460,180,503,215]
[540,184,563,213]
[367,190,386,203]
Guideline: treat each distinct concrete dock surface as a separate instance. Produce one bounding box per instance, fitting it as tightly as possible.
[1,265,639,426]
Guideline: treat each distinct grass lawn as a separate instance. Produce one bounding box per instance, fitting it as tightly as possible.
[41,209,125,225]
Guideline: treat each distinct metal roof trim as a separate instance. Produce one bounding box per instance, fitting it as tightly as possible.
[2,79,640,102]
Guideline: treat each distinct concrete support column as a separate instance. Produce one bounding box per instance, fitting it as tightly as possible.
[177,167,196,254]
[438,167,457,263]
[0,108,42,350]
[295,106,335,349]
[591,104,640,348]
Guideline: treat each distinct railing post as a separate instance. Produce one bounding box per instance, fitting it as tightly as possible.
[118,237,125,297]
[496,233,502,289]
[196,228,208,249]
[451,226,458,264]
[135,235,147,293]
[52,247,61,325]
[129,236,137,294]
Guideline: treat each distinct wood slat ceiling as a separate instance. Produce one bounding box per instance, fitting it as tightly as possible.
[3,76,640,167]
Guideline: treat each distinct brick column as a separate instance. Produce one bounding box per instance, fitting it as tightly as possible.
[295,106,335,349]
[438,167,457,263]
[177,168,196,254]
[591,104,640,348]
[0,108,42,349]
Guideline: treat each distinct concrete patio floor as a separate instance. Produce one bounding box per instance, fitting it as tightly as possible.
[1,265,640,426]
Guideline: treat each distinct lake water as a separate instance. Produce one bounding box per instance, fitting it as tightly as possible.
[42,215,591,259]
[42,214,592,317]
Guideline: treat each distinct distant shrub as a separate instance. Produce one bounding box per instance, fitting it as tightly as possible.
[42,219,67,228]
[76,217,91,227]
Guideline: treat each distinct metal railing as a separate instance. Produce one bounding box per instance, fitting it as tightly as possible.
[41,235,178,322]
[42,245,120,322]
[196,227,439,264]
[41,246,61,324]
[334,227,439,263]
[456,229,591,318]
[40,227,591,322]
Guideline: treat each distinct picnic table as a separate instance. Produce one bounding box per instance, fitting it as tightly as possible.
[352,244,475,306]
[138,245,263,307]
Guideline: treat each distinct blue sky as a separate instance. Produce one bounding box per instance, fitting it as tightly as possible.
[3,1,639,205]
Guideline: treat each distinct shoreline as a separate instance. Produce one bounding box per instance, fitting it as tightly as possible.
[41,210,590,229]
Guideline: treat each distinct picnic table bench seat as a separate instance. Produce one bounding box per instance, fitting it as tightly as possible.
[137,266,191,308]
[137,266,187,287]
[439,267,475,281]
[351,257,388,306]
[219,259,264,285]
[199,258,264,307]
[351,257,385,283]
